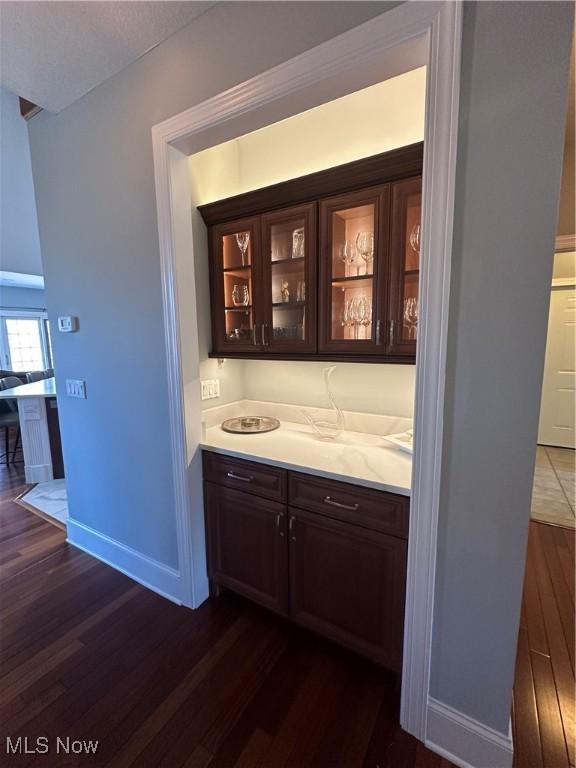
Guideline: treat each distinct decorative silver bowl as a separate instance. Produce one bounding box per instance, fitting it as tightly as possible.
[221,416,280,434]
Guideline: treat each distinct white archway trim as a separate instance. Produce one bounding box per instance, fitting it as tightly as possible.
[152,0,462,751]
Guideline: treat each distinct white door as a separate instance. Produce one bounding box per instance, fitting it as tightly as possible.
[538,284,576,448]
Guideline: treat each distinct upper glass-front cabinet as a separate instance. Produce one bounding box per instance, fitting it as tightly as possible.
[319,187,390,355]
[211,217,261,353]
[261,203,317,354]
[389,177,422,356]
[203,142,424,362]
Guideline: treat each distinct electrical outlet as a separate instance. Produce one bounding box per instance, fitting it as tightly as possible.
[66,379,86,399]
[200,379,220,400]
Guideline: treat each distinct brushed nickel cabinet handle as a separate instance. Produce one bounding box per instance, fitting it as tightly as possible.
[388,319,394,350]
[376,319,381,345]
[323,495,359,512]
[276,512,285,537]
[252,325,258,345]
[227,471,254,483]
[289,516,296,541]
[261,323,269,346]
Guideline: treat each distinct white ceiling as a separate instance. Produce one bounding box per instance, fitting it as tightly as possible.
[0,1,217,112]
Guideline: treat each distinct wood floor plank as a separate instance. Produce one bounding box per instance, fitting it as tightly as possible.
[531,651,571,768]
[524,529,550,656]
[513,627,544,768]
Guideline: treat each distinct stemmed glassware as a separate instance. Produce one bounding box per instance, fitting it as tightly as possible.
[403,297,419,339]
[292,228,305,259]
[356,231,374,275]
[339,241,358,277]
[409,224,421,255]
[235,232,250,266]
[359,296,372,339]
[341,295,372,340]
[232,284,250,306]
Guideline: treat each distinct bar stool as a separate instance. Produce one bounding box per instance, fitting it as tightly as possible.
[26,370,47,383]
[0,377,23,464]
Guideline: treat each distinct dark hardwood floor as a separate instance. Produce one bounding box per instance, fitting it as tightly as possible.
[0,462,573,767]
[513,521,575,768]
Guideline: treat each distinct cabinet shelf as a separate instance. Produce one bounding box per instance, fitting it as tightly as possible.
[271,256,305,266]
[223,265,251,274]
[272,301,305,309]
[225,305,252,311]
[331,274,373,284]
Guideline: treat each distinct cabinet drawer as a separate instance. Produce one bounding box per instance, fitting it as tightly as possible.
[203,451,287,502]
[288,472,408,538]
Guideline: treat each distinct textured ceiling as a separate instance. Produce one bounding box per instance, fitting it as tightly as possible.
[0,1,217,112]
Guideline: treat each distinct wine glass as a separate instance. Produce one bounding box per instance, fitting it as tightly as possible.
[292,228,305,259]
[404,297,419,340]
[356,231,374,275]
[409,224,421,254]
[235,232,250,266]
[360,296,372,339]
[232,284,250,306]
[339,241,357,277]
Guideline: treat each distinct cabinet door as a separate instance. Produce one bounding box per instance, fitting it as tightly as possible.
[204,482,288,615]
[261,203,317,354]
[210,217,262,355]
[288,509,407,669]
[388,177,422,356]
[318,186,390,356]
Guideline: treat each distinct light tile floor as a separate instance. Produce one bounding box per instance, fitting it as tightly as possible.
[19,479,68,525]
[531,446,575,529]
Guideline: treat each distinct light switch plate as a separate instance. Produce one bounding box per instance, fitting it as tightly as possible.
[66,379,86,399]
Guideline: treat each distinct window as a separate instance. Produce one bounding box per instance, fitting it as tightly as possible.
[0,314,53,372]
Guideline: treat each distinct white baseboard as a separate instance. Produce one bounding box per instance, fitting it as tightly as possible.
[67,518,182,605]
[426,697,513,768]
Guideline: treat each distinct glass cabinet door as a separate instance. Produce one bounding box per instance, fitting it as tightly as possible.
[389,177,422,356]
[261,203,317,353]
[211,217,261,353]
[318,187,389,355]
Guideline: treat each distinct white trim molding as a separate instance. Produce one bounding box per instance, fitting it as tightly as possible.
[17,397,53,483]
[427,698,513,768]
[552,276,576,288]
[555,233,576,252]
[152,0,463,750]
[67,518,182,604]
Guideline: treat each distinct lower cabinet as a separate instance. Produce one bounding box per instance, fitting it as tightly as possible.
[288,508,406,670]
[203,451,409,672]
[204,482,288,616]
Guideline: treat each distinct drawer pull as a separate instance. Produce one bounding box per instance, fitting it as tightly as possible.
[227,471,254,483]
[323,495,359,512]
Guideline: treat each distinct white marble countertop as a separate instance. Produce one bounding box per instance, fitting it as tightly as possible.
[201,420,412,496]
[0,377,56,399]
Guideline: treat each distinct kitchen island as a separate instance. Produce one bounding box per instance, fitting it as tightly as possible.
[0,377,63,483]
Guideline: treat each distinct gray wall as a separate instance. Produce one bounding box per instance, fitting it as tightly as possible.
[430,1,574,733]
[0,286,46,310]
[26,0,573,739]
[0,87,43,276]
[27,2,391,568]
